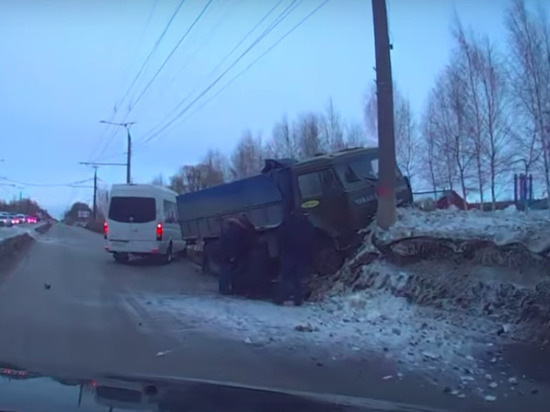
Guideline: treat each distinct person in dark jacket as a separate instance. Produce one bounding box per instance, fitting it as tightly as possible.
[274,207,316,306]
[217,215,256,295]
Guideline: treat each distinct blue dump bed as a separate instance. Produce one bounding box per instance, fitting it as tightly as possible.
[176,172,289,241]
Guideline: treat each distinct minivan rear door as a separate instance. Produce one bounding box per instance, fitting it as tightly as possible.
[108,196,157,242]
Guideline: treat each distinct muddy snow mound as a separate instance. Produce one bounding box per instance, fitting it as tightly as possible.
[311,208,550,343]
[377,208,550,254]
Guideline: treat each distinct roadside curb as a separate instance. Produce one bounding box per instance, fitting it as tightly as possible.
[35,222,52,234]
[0,222,52,275]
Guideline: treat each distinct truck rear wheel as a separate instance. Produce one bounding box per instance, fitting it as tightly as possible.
[203,240,221,276]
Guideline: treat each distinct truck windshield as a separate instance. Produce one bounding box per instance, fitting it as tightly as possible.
[337,154,401,186]
[108,197,156,223]
[337,154,379,184]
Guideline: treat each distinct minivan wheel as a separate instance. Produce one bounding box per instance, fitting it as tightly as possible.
[162,244,173,265]
[113,252,129,264]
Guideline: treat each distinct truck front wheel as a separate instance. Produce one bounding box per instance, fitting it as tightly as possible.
[312,239,345,276]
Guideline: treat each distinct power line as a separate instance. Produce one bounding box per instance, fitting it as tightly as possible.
[139,0,299,142]
[141,0,329,146]
[200,0,287,88]
[116,0,188,118]
[127,0,214,113]
[0,177,94,187]
[125,0,162,105]
[91,0,187,162]
[181,0,330,124]
[138,0,303,146]
[165,0,238,87]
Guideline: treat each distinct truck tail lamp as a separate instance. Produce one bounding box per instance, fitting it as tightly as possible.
[103,222,108,239]
[156,222,163,241]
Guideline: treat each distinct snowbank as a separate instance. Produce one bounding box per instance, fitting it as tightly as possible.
[375,208,550,254]
[314,208,550,343]
[0,225,29,241]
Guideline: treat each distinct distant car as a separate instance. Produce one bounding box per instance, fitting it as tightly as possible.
[0,212,12,227]
[8,213,20,224]
[25,216,37,224]
[15,214,26,224]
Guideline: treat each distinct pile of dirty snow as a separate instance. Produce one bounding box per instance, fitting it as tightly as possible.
[311,208,550,343]
[375,208,550,254]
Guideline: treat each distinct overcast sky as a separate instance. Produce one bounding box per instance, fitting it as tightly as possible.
[0,0,528,217]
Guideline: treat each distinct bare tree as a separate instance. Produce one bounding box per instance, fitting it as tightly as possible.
[95,186,109,220]
[295,113,323,158]
[344,121,367,148]
[169,171,186,194]
[393,91,419,185]
[477,36,515,209]
[321,98,345,151]
[454,21,488,206]
[265,115,298,158]
[428,64,474,208]
[419,96,440,196]
[506,0,550,206]
[201,149,228,186]
[151,174,166,186]
[444,63,473,208]
[230,130,264,179]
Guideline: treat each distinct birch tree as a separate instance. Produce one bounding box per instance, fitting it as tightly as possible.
[230,130,265,179]
[321,98,345,151]
[506,0,550,205]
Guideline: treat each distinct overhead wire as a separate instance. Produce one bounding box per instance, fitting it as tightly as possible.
[140,0,329,146]
[114,0,188,118]
[176,0,330,125]
[137,0,302,146]
[91,0,187,162]
[126,0,215,114]
[165,0,239,87]
[0,178,94,188]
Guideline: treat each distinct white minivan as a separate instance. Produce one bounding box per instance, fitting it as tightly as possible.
[104,184,186,264]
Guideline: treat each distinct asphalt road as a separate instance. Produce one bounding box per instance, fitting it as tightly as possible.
[0,223,548,412]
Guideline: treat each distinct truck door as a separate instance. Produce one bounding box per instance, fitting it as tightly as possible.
[296,168,349,240]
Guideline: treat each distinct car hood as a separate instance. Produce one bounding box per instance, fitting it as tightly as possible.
[0,362,450,412]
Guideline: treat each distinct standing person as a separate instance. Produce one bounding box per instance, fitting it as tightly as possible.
[216,215,256,295]
[274,207,315,306]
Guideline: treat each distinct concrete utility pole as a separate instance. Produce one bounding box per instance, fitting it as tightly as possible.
[92,166,98,220]
[80,161,125,219]
[372,0,397,229]
[99,120,136,184]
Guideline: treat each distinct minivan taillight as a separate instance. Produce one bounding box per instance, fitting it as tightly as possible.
[156,223,163,241]
[103,222,108,239]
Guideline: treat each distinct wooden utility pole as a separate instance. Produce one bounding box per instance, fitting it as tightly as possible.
[372,0,397,229]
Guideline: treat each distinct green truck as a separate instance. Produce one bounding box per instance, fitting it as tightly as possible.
[177,147,413,276]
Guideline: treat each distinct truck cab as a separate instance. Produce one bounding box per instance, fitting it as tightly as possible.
[292,148,412,274]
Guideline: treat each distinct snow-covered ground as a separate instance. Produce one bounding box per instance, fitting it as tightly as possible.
[374,207,550,253]
[135,207,550,398]
[0,224,34,241]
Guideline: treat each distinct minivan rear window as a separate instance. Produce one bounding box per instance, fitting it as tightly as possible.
[108,197,156,223]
